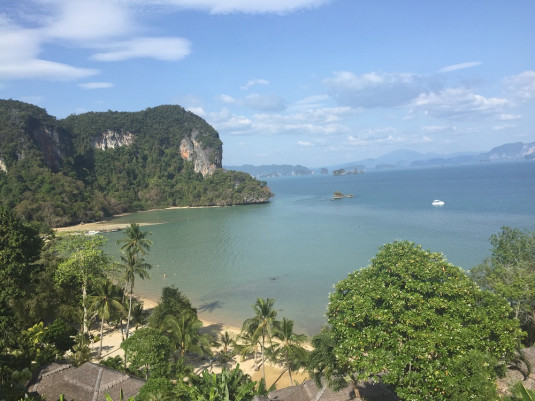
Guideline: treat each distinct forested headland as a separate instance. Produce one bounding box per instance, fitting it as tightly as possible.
[0,100,272,229]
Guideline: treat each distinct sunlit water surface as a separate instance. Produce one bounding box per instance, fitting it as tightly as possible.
[103,163,535,334]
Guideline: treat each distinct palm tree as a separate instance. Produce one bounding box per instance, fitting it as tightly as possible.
[116,249,152,338]
[89,282,125,358]
[241,298,279,382]
[160,312,213,360]
[271,317,308,386]
[117,223,153,256]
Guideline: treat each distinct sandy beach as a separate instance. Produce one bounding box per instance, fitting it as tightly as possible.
[64,210,310,389]
[89,296,309,390]
[55,205,217,234]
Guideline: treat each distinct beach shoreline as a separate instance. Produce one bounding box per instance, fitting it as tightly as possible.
[89,295,308,389]
[54,205,221,233]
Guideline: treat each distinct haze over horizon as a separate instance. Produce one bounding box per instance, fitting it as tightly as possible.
[1,0,534,166]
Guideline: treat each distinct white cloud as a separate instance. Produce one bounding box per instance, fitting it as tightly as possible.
[422,125,456,133]
[78,82,114,89]
[244,93,286,111]
[92,37,191,61]
[410,88,509,119]
[324,71,439,108]
[498,113,522,121]
[503,70,535,101]
[210,105,353,137]
[297,140,313,146]
[0,59,97,81]
[492,124,516,131]
[142,0,331,15]
[186,106,205,116]
[43,0,134,41]
[345,129,431,147]
[241,78,269,90]
[438,61,482,73]
[218,94,236,104]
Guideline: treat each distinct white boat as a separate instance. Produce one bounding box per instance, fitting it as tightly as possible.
[432,200,445,206]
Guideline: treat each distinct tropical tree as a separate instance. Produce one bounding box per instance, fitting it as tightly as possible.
[307,327,351,391]
[148,286,196,329]
[53,234,109,334]
[270,317,308,386]
[159,312,213,360]
[89,282,125,358]
[182,365,257,401]
[116,249,152,338]
[130,300,148,331]
[121,327,171,379]
[117,223,152,256]
[327,241,523,400]
[241,298,279,382]
[470,226,535,345]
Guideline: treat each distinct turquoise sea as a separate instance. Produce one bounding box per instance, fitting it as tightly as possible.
[103,162,535,335]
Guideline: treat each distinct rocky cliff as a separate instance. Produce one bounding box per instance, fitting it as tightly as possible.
[0,100,270,228]
[92,129,135,151]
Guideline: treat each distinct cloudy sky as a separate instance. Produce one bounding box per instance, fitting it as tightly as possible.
[1,0,534,166]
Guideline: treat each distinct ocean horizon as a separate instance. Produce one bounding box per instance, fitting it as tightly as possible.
[103,162,535,335]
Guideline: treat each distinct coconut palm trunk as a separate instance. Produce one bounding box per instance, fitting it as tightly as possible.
[126,284,134,338]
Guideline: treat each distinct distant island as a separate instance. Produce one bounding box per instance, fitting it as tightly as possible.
[226,141,535,178]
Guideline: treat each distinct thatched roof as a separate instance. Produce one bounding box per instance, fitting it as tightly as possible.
[253,379,356,401]
[253,378,399,401]
[28,362,145,401]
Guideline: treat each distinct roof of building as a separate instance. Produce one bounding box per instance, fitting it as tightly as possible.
[28,362,145,401]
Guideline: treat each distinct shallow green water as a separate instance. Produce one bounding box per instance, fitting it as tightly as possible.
[103,162,535,334]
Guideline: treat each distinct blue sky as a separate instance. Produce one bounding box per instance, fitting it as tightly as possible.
[1,0,534,167]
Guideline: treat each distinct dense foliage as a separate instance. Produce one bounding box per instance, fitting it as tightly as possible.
[328,241,523,401]
[2,205,533,400]
[470,227,535,345]
[0,100,272,229]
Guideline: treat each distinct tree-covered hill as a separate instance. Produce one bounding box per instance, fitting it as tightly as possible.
[0,100,272,229]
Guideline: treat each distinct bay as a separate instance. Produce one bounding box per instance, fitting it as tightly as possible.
[103,162,535,335]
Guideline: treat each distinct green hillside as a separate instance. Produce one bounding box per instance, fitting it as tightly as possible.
[0,100,271,229]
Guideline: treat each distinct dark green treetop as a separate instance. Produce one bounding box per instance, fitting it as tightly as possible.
[328,240,523,401]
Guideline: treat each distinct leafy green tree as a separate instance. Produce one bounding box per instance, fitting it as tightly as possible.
[100,355,126,372]
[0,207,43,306]
[116,249,152,339]
[89,282,125,358]
[42,318,76,356]
[121,327,171,379]
[148,287,196,328]
[182,365,257,401]
[470,227,535,345]
[135,377,176,401]
[307,327,350,391]
[270,317,308,386]
[328,241,523,401]
[117,223,153,256]
[0,207,43,381]
[159,313,213,360]
[242,298,279,383]
[52,234,109,334]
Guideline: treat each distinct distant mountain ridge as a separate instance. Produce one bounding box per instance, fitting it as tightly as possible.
[224,164,313,178]
[226,142,535,177]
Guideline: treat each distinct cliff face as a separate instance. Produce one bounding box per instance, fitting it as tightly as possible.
[180,130,222,177]
[0,100,269,228]
[92,129,135,151]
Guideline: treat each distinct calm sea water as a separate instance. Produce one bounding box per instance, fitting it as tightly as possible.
[103,162,535,335]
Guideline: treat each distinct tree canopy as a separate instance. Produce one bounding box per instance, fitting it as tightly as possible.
[328,240,523,401]
[0,100,272,229]
[470,226,535,345]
